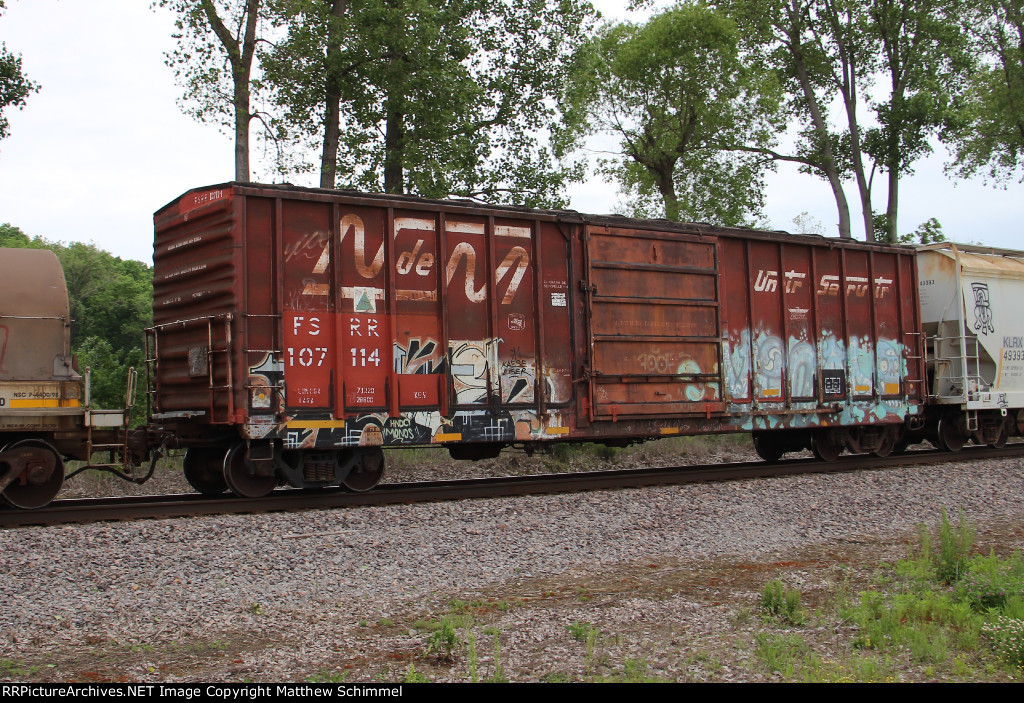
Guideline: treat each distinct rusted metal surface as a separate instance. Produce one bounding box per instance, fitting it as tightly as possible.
[719,235,924,433]
[149,186,238,423]
[149,184,926,465]
[584,225,721,418]
[150,184,576,457]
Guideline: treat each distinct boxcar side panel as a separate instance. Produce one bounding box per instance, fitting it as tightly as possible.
[209,191,581,450]
[152,184,923,456]
[538,221,573,410]
[583,225,723,419]
[281,198,337,412]
[720,237,752,405]
[719,234,922,430]
[151,186,242,425]
[241,194,280,442]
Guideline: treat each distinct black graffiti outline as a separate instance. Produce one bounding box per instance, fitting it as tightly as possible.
[971,282,995,336]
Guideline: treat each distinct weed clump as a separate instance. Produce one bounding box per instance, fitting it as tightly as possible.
[760,579,805,625]
[424,618,461,661]
[838,508,1024,679]
[936,507,975,584]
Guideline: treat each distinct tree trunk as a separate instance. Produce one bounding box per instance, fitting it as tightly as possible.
[383,97,405,194]
[320,97,341,189]
[785,1,851,238]
[199,0,261,183]
[319,0,348,189]
[234,79,251,182]
[655,169,680,221]
[883,88,906,244]
[826,6,873,241]
[792,47,852,238]
[843,94,875,242]
[885,163,899,243]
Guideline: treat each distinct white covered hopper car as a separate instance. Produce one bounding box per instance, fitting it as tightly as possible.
[917,242,1024,450]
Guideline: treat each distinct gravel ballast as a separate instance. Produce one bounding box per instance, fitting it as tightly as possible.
[2,450,1023,682]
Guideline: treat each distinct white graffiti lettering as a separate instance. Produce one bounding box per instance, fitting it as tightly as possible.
[873,276,893,299]
[754,269,778,292]
[817,274,840,296]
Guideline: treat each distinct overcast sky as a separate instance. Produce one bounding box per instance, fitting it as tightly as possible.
[0,0,1019,264]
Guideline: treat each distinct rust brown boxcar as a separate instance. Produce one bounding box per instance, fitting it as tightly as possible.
[148,183,924,496]
[717,233,925,461]
[150,184,579,495]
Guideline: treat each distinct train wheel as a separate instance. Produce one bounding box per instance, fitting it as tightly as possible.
[873,426,899,458]
[223,444,277,498]
[752,433,785,463]
[342,450,385,492]
[892,435,911,455]
[0,440,65,510]
[990,421,1009,449]
[183,448,228,495]
[937,413,966,452]
[811,430,842,462]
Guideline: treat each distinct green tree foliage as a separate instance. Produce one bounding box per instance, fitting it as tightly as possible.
[0,225,152,409]
[261,0,594,207]
[75,337,144,413]
[721,0,971,241]
[56,243,153,352]
[862,0,973,242]
[0,222,39,248]
[719,0,862,237]
[871,213,946,243]
[0,0,40,144]
[945,0,1024,184]
[158,0,264,181]
[911,217,946,244]
[567,3,783,224]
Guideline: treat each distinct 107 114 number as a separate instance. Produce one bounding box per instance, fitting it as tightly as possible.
[351,348,381,367]
[287,347,328,367]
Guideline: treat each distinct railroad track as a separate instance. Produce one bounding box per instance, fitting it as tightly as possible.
[3,444,1024,528]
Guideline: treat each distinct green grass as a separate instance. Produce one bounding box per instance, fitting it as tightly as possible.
[539,671,573,683]
[756,508,1024,682]
[760,579,805,625]
[425,619,461,660]
[567,621,600,642]
[401,663,431,683]
[307,669,348,683]
[755,632,811,677]
[481,627,508,683]
[0,658,40,677]
[538,434,748,470]
[309,507,1024,683]
[382,447,451,471]
[592,657,670,683]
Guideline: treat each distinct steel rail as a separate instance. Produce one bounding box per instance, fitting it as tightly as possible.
[3,444,1023,528]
